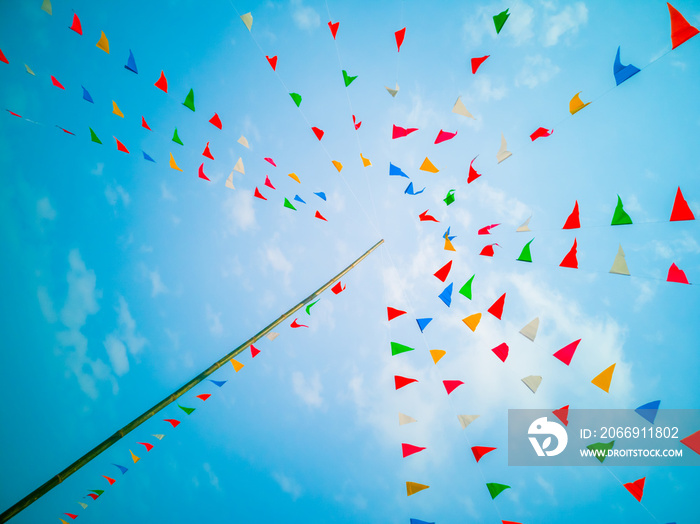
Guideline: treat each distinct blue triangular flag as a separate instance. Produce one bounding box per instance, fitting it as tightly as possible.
[410,520,435,524]
[81,86,94,103]
[209,379,227,387]
[389,163,408,178]
[416,317,432,332]
[613,46,640,86]
[112,463,128,474]
[124,49,138,74]
[635,400,660,424]
[438,282,453,307]
[293,195,306,204]
[404,182,425,195]
[314,191,327,201]
[444,227,456,241]
[142,151,155,162]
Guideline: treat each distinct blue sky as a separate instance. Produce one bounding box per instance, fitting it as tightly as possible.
[0,1,699,523]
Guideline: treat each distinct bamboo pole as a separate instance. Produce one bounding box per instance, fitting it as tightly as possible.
[0,238,384,523]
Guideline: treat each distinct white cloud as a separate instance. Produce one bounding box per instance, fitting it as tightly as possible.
[205,304,223,337]
[292,371,323,408]
[544,3,588,46]
[265,245,293,284]
[203,463,220,490]
[503,3,535,45]
[272,472,303,500]
[223,189,256,233]
[115,295,147,355]
[37,197,56,221]
[474,76,508,102]
[515,55,560,89]
[91,163,104,176]
[149,269,168,297]
[161,182,176,201]
[104,334,129,376]
[291,0,320,31]
[105,184,130,207]
[37,286,57,323]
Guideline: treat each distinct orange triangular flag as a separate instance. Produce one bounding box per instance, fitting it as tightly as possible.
[230,358,244,372]
[406,482,429,496]
[591,363,616,392]
[429,349,446,364]
[462,313,481,332]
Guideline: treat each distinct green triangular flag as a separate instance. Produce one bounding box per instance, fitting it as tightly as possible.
[172,128,184,145]
[90,490,105,496]
[289,92,302,107]
[493,8,510,34]
[486,482,510,499]
[517,238,534,262]
[611,195,632,225]
[586,440,615,464]
[342,70,357,87]
[391,342,415,356]
[459,275,475,299]
[444,189,455,206]
[305,299,319,315]
[178,403,195,415]
[283,198,297,210]
[89,127,102,144]
[183,88,195,111]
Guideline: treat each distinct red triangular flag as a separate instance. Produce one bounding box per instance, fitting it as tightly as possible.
[264,175,276,189]
[331,281,345,294]
[471,55,489,73]
[401,443,425,457]
[563,200,580,229]
[314,210,327,221]
[394,375,418,390]
[164,419,180,427]
[154,70,168,92]
[418,210,439,222]
[202,142,214,160]
[471,446,497,463]
[264,157,277,167]
[480,244,498,257]
[434,260,453,282]
[477,223,499,235]
[670,187,695,221]
[553,339,581,365]
[312,126,324,140]
[250,344,260,357]
[395,27,406,52]
[668,3,699,49]
[141,116,151,130]
[266,55,277,70]
[530,127,553,141]
[64,513,78,520]
[70,13,83,34]
[209,113,222,129]
[680,429,700,455]
[492,342,509,362]
[667,262,689,284]
[139,442,154,451]
[443,380,464,395]
[560,238,578,268]
[198,163,210,181]
[0,49,8,64]
[387,307,407,321]
[552,405,569,426]
[7,110,21,118]
[623,477,645,502]
[254,187,267,200]
[435,129,457,144]
[87,493,99,500]
[352,115,361,130]
[114,137,129,153]
[487,293,506,319]
[392,125,419,139]
[51,75,65,89]
[291,318,308,328]
[328,21,339,39]
[102,476,116,485]
[467,157,481,183]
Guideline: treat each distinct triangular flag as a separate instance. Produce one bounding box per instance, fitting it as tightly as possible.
[141,116,151,130]
[623,477,646,502]
[89,128,102,144]
[240,12,253,31]
[178,403,195,415]
[198,163,210,181]
[587,440,615,463]
[289,92,302,107]
[385,83,399,97]
[102,476,116,485]
[233,158,245,174]
[438,283,453,307]
[563,201,580,229]
[680,429,700,455]
[360,153,371,167]
[283,198,297,211]
[251,345,260,357]
[443,189,456,206]
[420,157,439,173]
[114,137,129,154]
[418,210,439,222]
[266,55,277,70]
[443,380,464,395]
[477,223,499,235]
[467,157,481,183]
[635,400,661,424]
[613,46,640,86]
[77,502,88,509]
[391,342,415,356]
[491,343,509,362]
[314,210,327,221]
[458,414,480,429]
[70,13,83,35]
[389,163,408,178]
[154,71,168,92]
[667,262,689,284]
[435,129,457,144]
[195,394,210,402]
[209,380,227,387]
[395,375,418,390]
[444,235,456,251]
[267,332,280,341]
[395,27,406,52]
[459,275,474,299]
[609,245,630,276]
[125,49,138,73]
[332,160,343,172]
[24,64,35,75]
[230,358,244,372]
[497,133,512,163]
[399,412,417,425]
[416,318,432,332]
[387,307,406,321]
[486,482,510,499]
[519,317,539,341]
[265,157,276,166]
[434,260,452,282]
[591,363,616,393]
[452,97,475,119]
[670,187,695,221]
[517,239,534,262]
[183,89,195,111]
[553,405,569,426]
[530,127,553,141]
[209,113,222,129]
[328,21,339,39]
[169,153,183,172]
[493,9,510,34]
[289,172,300,183]
[331,281,345,294]
[312,126,324,140]
[96,31,109,53]
[430,349,446,364]
[202,142,214,160]
[112,463,128,474]
[611,195,632,225]
[164,419,180,427]
[472,446,496,463]
[406,482,429,496]
[553,339,581,366]
[392,125,418,138]
[130,450,140,463]
[41,0,52,15]
[225,174,235,189]
[139,442,154,451]
[290,318,307,328]
[172,128,183,145]
[522,375,542,393]
[0,49,8,64]
[471,55,489,73]
[238,135,249,148]
[264,175,276,189]
[51,75,65,89]
[462,313,481,332]
[560,238,578,268]
[487,293,506,319]
[342,70,357,87]
[569,92,590,114]
[516,216,532,232]
[668,3,699,48]
[402,443,425,458]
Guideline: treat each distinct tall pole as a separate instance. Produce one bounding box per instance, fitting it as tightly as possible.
[1,239,384,523]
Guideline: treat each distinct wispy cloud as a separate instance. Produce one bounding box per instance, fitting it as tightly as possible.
[272,472,303,500]
[205,304,223,337]
[291,0,320,31]
[36,197,56,221]
[515,55,560,89]
[149,269,168,297]
[543,3,588,46]
[223,189,256,233]
[292,371,323,408]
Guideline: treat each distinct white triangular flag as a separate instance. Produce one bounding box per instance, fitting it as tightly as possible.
[237,135,249,148]
[240,12,253,31]
[233,157,245,174]
[519,317,539,342]
[385,83,399,97]
[267,331,279,341]
[225,173,235,189]
[398,412,417,425]
[522,375,542,393]
[452,96,475,119]
[516,216,532,232]
[496,133,512,163]
[457,414,480,429]
[609,244,630,276]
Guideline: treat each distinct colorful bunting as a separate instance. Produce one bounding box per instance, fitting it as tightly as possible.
[80,86,94,103]
[312,127,324,140]
[154,71,168,92]
[493,9,510,34]
[342,70,357,87]
[238,135,249,148]
[198,164,210,181]
[314,210,327,221]
[328,21,339,39]
[332,160,343,172]
[387,307,407,321]
[405,182,425,195]
[530,127,553,141]
[420,157,439,173]
[331,281,345,294]
[680,429,700,455]
[96,31,110,53]
[478,223,499,235]
[130,450,140,463]
[392,125,418,139]
[172,128,183,145]
[264,175,276,189]
[202,142,214,160]
[389,163,408,178]
[519,317,539,341]
[429,349,446,364]
[178,403,195,415]
[290,318,307,328]
[24,64,35,75]
[41,0,52,15]
[70,14,83,35]
[112,463,128,474]
[169,153,183,172]
[139,442,154,451]
[164,419,180,427]
[266,55,277,70]
[467,157,481,183]
[486,482,510,499]
[406,482,429,496]
[360,153,371,166]
[569,92,590,114]
[623,477,646,502]
[416,317,432,332]
[438,283,453,307]
[385,83,399,97]
[459,275,474,299]
[89,128,102,144]
[487,293,506,319]
[209,380,227,387]
[240,12,253,31]
[497,133,512,163]
[399,412,417,425]
[251,344,260,357]
[283,198,297,211]
[609,245,630,276]
[141,116,151,130]
[230,358,244,372]
[125,49,138,73]
[587,440,614,463]
[209,113,222,129]
[402,443,425,457]
[458,414,480,429]
[102,476,116,485]
[480,244,498,257]
[183,89,196,111]
[517,216,532,232]
[51,75,65,90]
[114,137,129,154]
[517,239,534,262]
[452,97,475,119]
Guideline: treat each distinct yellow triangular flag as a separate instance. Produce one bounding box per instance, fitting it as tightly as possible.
[130,450,140,463]
[444,236,456,251]
[398,412,417,425]
[569,92,591,115]
[497,133,512,163]
[60,519,69,524]
[169,152,183,172]
[237,135,249,148]
[96,31,110,54]
[462,313,481,332]
[609,245,630,276]
[385,83,399,97]
[419,157,439,173]
[519,317,539,341]
[406,482,429,496]
[233,157,245,174]
[452,96,475,119]
[24,64,35,76]
[112,101,124,118]
[225,173,235,189]
[152,434,165,440]
[240,12,253,31]
[332,160,343,172]
[288,172,300,183]
[429,349,446,364]
[591,363,616,393]
[458,414,480,429]
[41,0,52,15]
[516,216,532,232]
[230,358,244,372]
[360,153,371,167]
[77,502,88,509]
